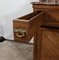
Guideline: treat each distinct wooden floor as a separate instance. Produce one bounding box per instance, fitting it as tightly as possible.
[0,41,33,60]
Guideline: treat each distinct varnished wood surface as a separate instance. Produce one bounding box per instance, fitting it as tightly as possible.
[45,12,59,22]
[44,12,59,27]
[40,29,59,60]
[32,2,59,12]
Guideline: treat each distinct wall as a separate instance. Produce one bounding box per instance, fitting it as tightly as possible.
[0,0,39,40]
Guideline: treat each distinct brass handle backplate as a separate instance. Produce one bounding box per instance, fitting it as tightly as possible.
[14,29,27,38]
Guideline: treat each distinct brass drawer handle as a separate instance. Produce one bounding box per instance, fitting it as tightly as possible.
[14,29,27,38]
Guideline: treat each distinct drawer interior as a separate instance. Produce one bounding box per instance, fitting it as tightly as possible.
[18,11,41,20]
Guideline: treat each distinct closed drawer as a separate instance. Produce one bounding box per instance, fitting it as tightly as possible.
[44,5,59,11]
[45,12,59,27]
[13,11,44,43]
[33,4,59,12]
[46,12,59,22]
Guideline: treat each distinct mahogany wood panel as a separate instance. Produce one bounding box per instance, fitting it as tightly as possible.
[40,29,59,60]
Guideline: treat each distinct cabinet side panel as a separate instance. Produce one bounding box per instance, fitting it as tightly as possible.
[40,30,59,60]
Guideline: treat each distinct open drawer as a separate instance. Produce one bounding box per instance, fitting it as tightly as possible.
[13,11,44,43]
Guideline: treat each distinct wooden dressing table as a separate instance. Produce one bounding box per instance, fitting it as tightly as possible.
[32,2,59,60]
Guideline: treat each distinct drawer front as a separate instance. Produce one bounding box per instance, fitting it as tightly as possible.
[44,6,59,11]
[45,12,59,27]
[45,12,59,22]
[13,20,29,30]
[33,5,59,12]
[13,20,29,43]
[13,11,44,43]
